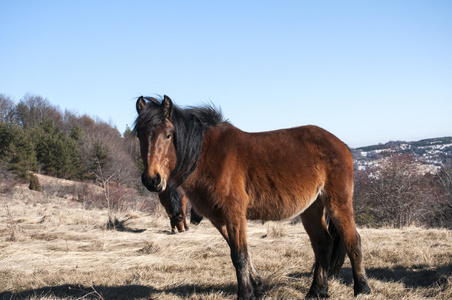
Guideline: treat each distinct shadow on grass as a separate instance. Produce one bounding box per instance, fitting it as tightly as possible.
[286,263,451,289]
[106,217,147,233]
[2,264,450,299]
[0,283,237,300]
[365,263,451,288]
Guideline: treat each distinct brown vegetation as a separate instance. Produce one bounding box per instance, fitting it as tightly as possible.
[354,153,452,228]
[1,179,451,299]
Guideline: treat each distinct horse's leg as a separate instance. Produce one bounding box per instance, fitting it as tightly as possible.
[183,216,189,231]
[301,197,333,299]
[158,192,176,234]
[181,194,189,231]
[247,248,263,296]
[325,192,371,296]
[211,219,263,298]
[211,220,229,240]
[227,219,253,300]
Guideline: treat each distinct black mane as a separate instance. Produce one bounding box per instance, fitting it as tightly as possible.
[133,96,225,187]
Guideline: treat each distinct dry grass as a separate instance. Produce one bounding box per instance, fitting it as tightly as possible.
[1,181,451,299]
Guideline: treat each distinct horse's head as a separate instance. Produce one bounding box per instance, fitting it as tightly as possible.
[135,95,176,192]
[158,187,188,234]
[170,213,186,233]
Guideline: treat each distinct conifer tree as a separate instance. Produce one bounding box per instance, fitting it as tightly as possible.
[2,125,37,178]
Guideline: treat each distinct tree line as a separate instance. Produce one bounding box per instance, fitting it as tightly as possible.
[1,93,451,229]
[0,93,141,189]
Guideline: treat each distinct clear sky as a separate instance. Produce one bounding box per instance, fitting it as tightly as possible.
[1,1,451,148]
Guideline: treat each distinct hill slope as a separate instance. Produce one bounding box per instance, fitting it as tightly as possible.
[352,136,452,171]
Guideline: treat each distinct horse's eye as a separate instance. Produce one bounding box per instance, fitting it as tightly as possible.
[165,132,172,140]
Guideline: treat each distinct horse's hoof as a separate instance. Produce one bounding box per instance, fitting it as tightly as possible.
[252,278,264,299]
[354,281,371,296]
[305,289,329,299]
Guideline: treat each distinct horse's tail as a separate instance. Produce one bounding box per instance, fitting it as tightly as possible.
[190,207,203,225]
[326,213,347,278]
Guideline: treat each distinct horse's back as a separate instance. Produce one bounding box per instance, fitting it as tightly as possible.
[187,123,353,221]
[244,125,352,220]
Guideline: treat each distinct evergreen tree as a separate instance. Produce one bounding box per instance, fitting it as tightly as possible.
[34,119,82,179]
[2,124,37,178]
[92,140,109,171]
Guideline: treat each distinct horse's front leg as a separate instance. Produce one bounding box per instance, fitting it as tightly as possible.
[247,249,263,296]
[225,218,262,300]
[212,218,263,299]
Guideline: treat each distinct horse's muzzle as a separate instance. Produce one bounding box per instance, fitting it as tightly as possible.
[142,173,165,192]
[170,214,185,233]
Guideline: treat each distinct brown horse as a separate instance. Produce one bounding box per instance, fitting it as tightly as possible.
[134,95,370,299]
[158,187,189,233]
[158,187,203,233]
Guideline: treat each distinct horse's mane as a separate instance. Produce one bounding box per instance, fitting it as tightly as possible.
[133,96,226,187]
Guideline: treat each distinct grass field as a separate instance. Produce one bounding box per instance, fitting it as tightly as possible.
[1,180,451,299]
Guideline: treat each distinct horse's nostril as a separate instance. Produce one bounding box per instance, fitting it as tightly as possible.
[174,213,183,222]
[141,173,164,192]
[153,173,161,187]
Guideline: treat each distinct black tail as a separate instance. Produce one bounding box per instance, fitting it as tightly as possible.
[326,214,346,278]
[190,207,203,225]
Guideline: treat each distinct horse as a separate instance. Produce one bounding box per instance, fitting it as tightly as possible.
[158,187,189,233]
[134,95,370,299]
[158,187,203,233]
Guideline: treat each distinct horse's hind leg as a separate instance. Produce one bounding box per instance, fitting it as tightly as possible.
[181,191,189,231]
[325,192,371,296]
[301,196,333,299]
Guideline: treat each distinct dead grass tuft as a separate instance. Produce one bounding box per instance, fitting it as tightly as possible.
[264,221,286,239]
[138,241,161,255]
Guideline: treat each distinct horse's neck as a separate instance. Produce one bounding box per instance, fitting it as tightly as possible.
[182,123,241,187]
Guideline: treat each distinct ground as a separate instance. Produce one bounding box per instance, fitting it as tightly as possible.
[1,180,451,299]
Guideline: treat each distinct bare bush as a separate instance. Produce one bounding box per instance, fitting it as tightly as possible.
[354,153,437,228]
[430,165,452,228]
[0,166,16,194]
[4,202,19,241]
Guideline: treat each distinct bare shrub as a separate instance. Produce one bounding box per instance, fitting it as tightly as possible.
[79,181,160,217]
[429,165,452,228]
[354,153,436,228]
[0,167,16,194]
[4,203,19,241]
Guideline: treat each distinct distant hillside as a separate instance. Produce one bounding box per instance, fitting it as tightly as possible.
[352,136,452,172]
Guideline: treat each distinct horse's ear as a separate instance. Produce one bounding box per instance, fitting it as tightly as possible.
[162,95,173,119]
[136,96,146,114]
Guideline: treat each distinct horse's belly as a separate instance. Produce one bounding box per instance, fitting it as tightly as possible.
[245,190,320,221]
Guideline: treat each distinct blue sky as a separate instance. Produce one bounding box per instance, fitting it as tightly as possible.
[1,1,451,148]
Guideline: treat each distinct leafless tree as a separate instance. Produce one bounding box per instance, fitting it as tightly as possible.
[430,165,452,228]
[0,94,15,124]
[354,153,435,227]
[14,94,63,129]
